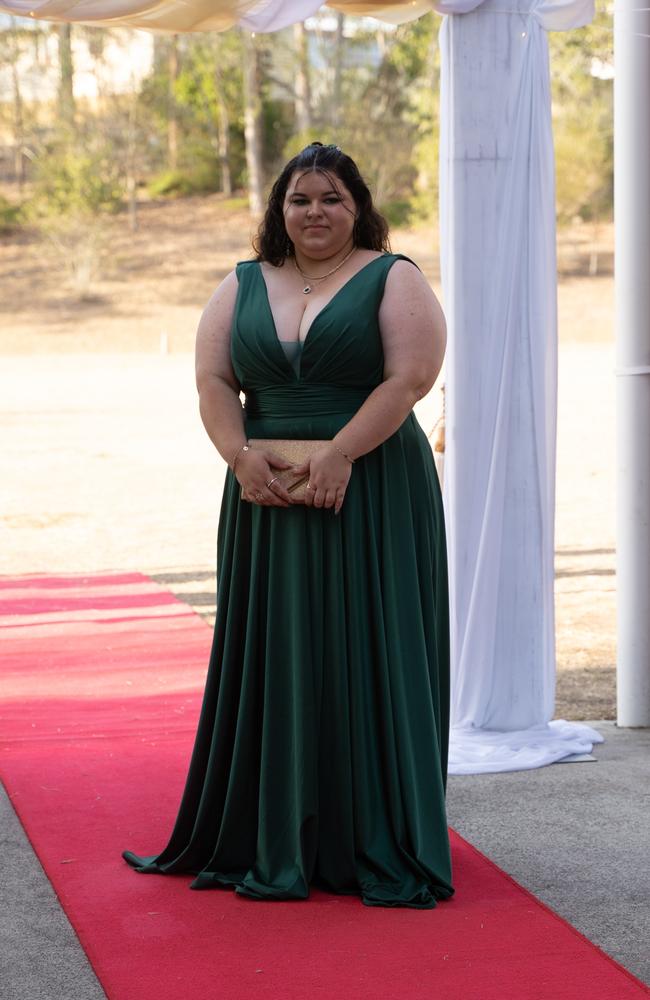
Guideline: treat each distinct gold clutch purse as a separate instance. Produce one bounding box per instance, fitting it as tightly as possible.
[241,439,330,503]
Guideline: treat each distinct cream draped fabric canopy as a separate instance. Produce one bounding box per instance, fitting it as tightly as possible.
[0,0,606,774]
[0,0,436,32]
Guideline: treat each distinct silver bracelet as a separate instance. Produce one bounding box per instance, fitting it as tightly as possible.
[231,442,250,472]
[333,443,355,464]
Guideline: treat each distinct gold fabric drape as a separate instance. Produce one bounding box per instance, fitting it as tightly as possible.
[0,0,435,32]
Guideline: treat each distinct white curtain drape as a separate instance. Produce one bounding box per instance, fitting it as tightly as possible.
[0,0,606,773]
[436,0,603,773]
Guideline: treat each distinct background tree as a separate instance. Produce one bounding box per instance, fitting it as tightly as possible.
[288,14,440,227]
[214,39,233,196]
[293,21,312,134]
[0,18,35,193]
[57,24,75,127]
[332,13,345,130]
[174,32,245,196]
[550,5,613,271]
[0,9,614,252]
[242,29,264,216]
[167,35,180,170]
[24,123,123,296]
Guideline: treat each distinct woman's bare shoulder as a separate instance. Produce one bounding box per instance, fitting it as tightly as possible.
[209,267,240,297]
[200,268,239,318]
[195,270,240,346]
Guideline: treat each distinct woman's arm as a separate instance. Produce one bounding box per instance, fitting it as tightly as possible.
[301,259,446,513]
[195,269,294,506]
[195,270,246,463]
[334,259,446,457]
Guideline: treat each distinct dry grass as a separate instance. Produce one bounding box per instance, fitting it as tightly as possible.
[1,194,612,353]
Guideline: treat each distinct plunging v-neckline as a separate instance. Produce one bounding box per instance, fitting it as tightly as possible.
[256,255,388,366]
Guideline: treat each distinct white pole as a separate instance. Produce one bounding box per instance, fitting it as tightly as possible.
[615,0,650,726]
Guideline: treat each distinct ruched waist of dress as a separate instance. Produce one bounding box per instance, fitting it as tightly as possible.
[244,383,374,419]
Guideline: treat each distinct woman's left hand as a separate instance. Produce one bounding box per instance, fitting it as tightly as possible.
[293,444,352,514]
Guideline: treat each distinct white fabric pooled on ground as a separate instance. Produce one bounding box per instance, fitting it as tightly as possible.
[449,720,604,774]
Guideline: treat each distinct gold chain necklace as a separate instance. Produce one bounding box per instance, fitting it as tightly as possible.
[293,246,356,294]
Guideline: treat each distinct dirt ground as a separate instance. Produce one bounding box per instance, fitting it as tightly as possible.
[0,195,617,719]
[0,195,615,354]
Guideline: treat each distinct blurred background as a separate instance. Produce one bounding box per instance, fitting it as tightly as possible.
[0,7,615,719]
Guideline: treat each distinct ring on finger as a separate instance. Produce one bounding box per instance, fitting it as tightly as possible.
[255,490,264,500]
[305,482,315,492]
[266,476,279,488]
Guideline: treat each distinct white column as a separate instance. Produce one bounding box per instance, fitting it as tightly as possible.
[614,0,650,727]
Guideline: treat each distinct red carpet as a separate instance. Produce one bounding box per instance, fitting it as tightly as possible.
[1,572,647,1000]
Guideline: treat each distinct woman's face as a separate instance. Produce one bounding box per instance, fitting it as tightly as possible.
[282,169,357,260]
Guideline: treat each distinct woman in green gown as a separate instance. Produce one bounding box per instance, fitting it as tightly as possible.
[123,143,454,909]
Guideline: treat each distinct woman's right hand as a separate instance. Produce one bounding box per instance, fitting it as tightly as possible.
[236,448,295,507]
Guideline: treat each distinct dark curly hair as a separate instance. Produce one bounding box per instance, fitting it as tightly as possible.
[253,142,391,265]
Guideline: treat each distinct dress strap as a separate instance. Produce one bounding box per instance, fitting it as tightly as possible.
[373,252,421,301]
[235,259,259,284]
[383,252,421,271]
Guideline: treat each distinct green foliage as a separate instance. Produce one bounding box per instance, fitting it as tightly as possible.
[0,12,614,238]
[221,195,250,211]
[261,97,296,173]
[171,33,247,189]
[26,131,123,221]
[550,7,613,223]
[147,169,198,198]
[380,199,415,228]
[275,15,440,226]
[332,15,440,220]
[21,127,123,298]
[0,195,22,234]
[384,14,436,81]
[394,16,441,223]
[409,127,439,223]
[175,33,244,127]
[137,40,184,172]
[147,163,220,198]
[283,129,335,160]
[554,94,613,224]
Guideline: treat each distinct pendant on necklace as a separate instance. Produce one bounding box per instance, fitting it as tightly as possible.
[302,285,312,294]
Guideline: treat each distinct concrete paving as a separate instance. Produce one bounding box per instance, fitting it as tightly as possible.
[446,722,650,986]
[1,722,648,999]
[0,785,106,1000]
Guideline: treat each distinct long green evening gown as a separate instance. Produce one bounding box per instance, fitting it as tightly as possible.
[123,253,455,909]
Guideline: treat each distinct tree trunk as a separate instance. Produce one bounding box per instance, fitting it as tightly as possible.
[216,96,232,197]
[57,24,75,127]
[213,44,232,197]
[587,212,601,276]
[242,30,264,217]
[293,22,311,134]
[332,14,345,130]
[8,20,25,189]
[153,35,166,73]
[168,36,179,171]
[126,85,139,233]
